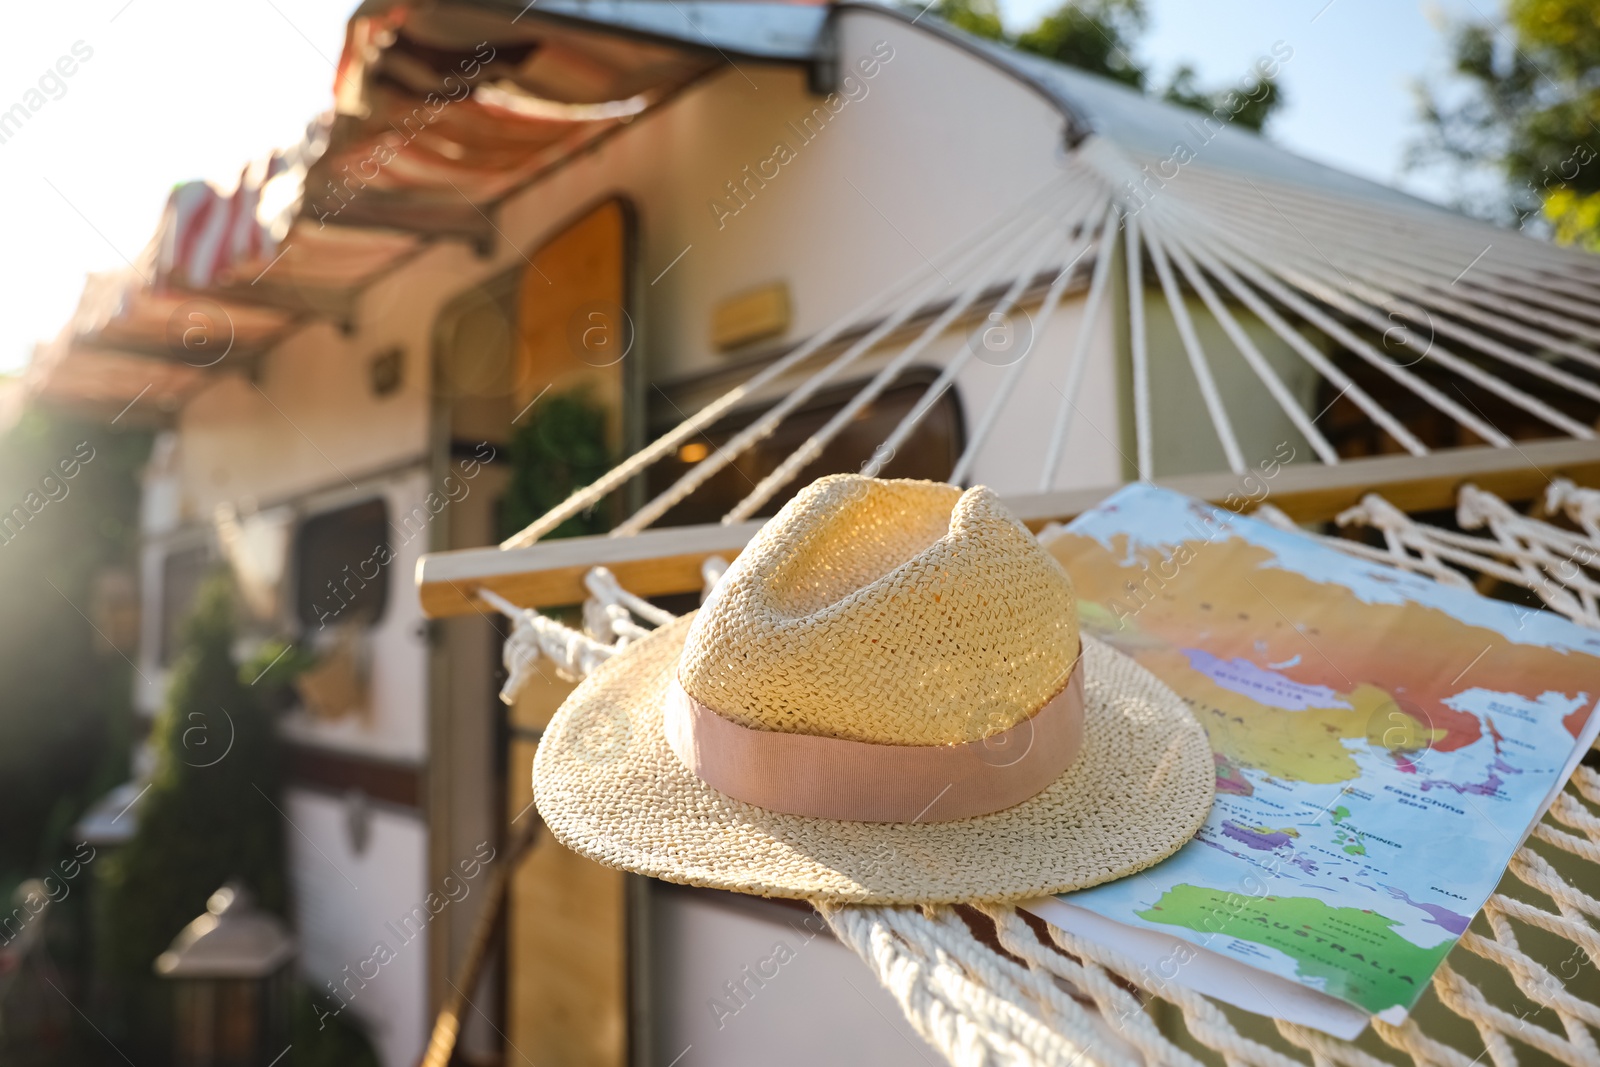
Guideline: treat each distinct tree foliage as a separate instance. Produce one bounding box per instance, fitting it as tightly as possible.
[924,0,1284,132]
[1162,63,1282,135]
[1413,0,1600,245]
[1014,0,1148,89]
[929,0,1006,43]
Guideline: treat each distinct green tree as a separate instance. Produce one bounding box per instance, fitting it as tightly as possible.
[90,577,380,1067]
[1413,0,1600,245]
[1161,63,1282,134]
[929,0,1005,42]
[923,0,1283,132]
[1015,0,1149,89]
[98,575,286,979]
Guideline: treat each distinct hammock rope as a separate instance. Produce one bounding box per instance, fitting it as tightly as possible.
[496,132,1600,554]
[473,126,1600,1065]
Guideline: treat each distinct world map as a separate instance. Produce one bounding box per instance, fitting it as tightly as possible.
[1048,485,1600,1017]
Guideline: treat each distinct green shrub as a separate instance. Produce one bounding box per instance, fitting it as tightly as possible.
[499,386,614,540]
[292,985,382,1067]
[98,574,286,976]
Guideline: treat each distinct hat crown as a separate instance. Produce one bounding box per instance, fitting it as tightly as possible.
[678,475,1079,745]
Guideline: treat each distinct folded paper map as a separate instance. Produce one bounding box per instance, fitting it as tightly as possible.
[1023,484,1600,1038]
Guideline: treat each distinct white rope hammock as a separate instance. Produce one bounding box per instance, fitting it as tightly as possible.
[494,482,1600,1067]
[500,135,1600,551]
[472,123,1600,1066]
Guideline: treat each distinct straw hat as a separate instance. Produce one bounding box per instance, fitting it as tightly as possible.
[534,475,1213,904]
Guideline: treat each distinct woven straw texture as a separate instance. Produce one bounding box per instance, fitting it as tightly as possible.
[533,617,1214,904]
[677,475,1081,744]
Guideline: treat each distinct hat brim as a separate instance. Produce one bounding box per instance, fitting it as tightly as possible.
[533,614,1215,905]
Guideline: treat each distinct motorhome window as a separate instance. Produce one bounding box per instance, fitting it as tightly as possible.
[159,545,210,667]
[645,371,964,527]
[294,500,391,631]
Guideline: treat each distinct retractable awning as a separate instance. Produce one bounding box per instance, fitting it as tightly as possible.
[26,0,829,421]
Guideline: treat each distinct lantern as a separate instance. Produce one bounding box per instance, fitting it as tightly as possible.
[155,883,294,1067]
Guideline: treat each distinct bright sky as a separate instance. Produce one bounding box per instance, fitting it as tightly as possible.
[994,0,1482,199]
[0,0,1485,376]
[0,0,359,377]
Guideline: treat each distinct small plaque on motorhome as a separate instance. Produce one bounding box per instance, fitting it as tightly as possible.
[712,282,790,352]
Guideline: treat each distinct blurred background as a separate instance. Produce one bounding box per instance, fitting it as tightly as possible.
[2,0,1596,1064]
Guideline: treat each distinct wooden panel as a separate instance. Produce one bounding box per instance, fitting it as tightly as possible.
[506,675,626,1067]
[417,440,1600,615]
[418,519,763,616]
[516,199,628,452]
[1006,437,1600,528]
